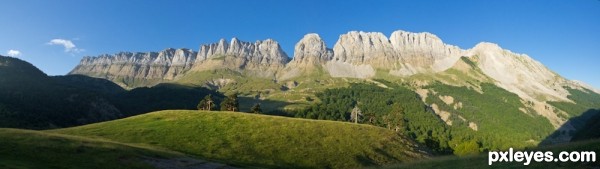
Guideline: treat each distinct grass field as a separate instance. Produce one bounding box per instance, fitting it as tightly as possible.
[53,110,430,168]
[0,128,185,169]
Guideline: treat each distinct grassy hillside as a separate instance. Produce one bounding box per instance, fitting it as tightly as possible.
[0,128,192,169]
[380,139,600,169]
[54,110,430,168]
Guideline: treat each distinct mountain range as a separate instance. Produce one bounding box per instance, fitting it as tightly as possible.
[2,30,600,168]
[70,30,600,143]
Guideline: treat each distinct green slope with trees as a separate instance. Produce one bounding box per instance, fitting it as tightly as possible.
[287,81,559,156]
[54,110,431,169]
[290,82,452,154]
[424,83,555,152]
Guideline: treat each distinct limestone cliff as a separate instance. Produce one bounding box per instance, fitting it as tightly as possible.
[279,33,333,80]
[192,38,290,78]
[469,42,572,102]
[325,31,466,78]
[70,48,196,87]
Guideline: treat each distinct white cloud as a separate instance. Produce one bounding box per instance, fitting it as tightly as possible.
[6,50,21,57]
[47,39,84,53]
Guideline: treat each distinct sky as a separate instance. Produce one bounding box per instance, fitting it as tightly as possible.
[1,0,599,88]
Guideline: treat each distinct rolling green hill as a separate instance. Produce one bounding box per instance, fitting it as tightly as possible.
[53,110,431,168]
[0,128,204,169]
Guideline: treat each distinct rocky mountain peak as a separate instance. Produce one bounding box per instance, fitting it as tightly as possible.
[326,30,466,78]
[191,38,289,78]
[468,42,570,102]
[470,42,503,54]
[278,33,334,80]
[197,38,289,63]
[332,31,394,64]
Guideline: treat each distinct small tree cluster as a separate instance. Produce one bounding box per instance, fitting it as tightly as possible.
[220,94,239,112]
[197,94,215,111]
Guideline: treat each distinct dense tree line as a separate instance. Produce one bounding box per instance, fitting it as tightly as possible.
[288,81,570,155]
[424,82,555,154]
[290,82,452,154]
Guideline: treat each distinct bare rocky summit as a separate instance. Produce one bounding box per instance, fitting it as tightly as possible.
[329,31,465,78]
[192,38,289,78]
[279,33,333,80]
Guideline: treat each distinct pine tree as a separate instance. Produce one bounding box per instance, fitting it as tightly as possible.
[197,94,215,111]
[385,103,406,133]
[350,105,362,124]
[220,93,239,111]
[250,103,262,114]
[197,99,207,110]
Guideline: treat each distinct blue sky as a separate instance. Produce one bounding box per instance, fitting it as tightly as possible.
[1,0,599,88]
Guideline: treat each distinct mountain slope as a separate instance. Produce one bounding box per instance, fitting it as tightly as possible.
[0,55,222,129]
[54,110,431,168]
[0,55,123,129]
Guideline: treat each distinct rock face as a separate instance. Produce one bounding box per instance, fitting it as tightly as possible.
[192,38,290,78]
[70,38,290,86]
[70,48,196,87]
[279,33,333,80]
[469,42,571,102]
[70,30,597,102]
[327,31,466,78]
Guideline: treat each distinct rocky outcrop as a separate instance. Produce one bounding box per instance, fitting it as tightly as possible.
[70,48,196,87]
[279,33,333,80]
[327,31,466,78]
[192,38,290,78]
[70,38,290,86]
[469,42,571,102]
[389,31,466,75]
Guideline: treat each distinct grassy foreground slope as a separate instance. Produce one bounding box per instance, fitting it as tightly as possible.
[0,128,185,169]
[380,139,600,169]
[54,110,430,168]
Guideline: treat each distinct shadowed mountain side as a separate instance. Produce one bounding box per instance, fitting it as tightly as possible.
[113,83,224,116]
[0,55,225,129]
[540,109,600,145]
[541,87,600,145]
[379,138,600,169]
[52,74,126,95]
[0,56,122,129]
[571,109,600,141]
[237,96,291,113]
